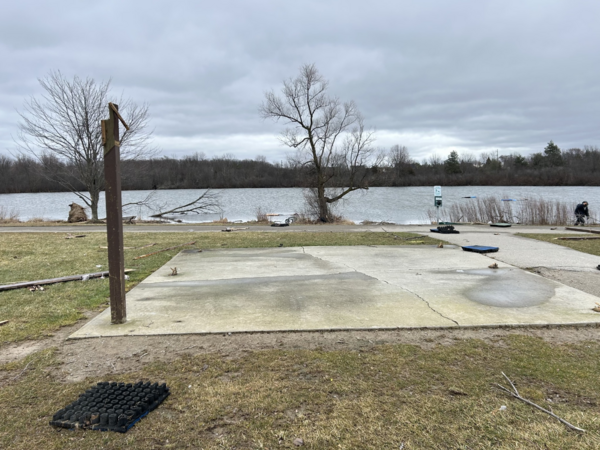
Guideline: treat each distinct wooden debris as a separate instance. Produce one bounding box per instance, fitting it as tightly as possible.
[0,269,134,292]
[65,234,86,239]
[222,227,249,232]
[555,236,600,241]
[170,267,178,276]
[488,263,499,269]
[564,227,600,234]
[133,242,197,260]
[437,242,444,248]
[494,372,585,432]
[593,303,600,313]
[0,320,8,327]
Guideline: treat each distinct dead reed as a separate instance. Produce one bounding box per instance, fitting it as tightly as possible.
[0,206,19,223]
[429,196,597,226]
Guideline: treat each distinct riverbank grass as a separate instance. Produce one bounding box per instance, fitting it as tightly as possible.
[0,231,438,344]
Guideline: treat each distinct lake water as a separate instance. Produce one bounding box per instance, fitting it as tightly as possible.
[0,186,598,224]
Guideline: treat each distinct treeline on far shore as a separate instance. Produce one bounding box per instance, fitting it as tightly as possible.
[1,144,599,194]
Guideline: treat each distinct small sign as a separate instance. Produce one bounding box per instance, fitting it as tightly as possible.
[434,185,442,197]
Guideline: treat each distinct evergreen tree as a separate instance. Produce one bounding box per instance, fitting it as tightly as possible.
[514,154,528,168]
[444,150,462,174]
[544,140,563,166]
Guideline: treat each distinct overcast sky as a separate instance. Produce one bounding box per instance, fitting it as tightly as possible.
[1,0,599,163]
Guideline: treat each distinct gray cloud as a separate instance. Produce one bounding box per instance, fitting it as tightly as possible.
[1,0,599,162]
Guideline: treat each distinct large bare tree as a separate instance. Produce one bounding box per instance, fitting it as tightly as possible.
[16,71,154,220]
[260,64,377,222]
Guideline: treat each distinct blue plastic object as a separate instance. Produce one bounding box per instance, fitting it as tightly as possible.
[461,245,499,253]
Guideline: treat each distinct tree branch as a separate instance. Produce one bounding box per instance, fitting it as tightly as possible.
[150,190,221,218]
[494,372,585,433]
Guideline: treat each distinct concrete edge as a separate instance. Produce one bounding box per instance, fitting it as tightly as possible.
[67,321,600,340]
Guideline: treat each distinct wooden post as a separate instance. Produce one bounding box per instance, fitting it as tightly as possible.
[102,103,129,324]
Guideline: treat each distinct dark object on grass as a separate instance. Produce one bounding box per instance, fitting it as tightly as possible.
[50,381,170,433]
[597,265,600,271]
[462,245,499,254]
[430,225,460,234]
[271,222,289,227]
[490,223,511,228]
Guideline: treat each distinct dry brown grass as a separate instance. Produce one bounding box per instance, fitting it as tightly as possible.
[2,336,600,449]
[429,196,597,226]
[0,205,19,224]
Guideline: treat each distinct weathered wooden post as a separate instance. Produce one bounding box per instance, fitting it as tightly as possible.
[101,103,129,324]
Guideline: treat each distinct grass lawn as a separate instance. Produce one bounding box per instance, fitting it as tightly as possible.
[518,233,600,257]
[2,336,600,449]
[2,231,600,448]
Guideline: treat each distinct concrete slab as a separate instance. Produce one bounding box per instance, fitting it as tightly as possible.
[70,246,600,339]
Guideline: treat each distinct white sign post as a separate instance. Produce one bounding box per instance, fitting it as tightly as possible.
[434,185,442,224]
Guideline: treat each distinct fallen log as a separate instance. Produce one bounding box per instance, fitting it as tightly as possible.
[556,236,600,241]
[0,320,8,326]
[0,269,135,292]
[564,227,600,234]
[133,241,197,260]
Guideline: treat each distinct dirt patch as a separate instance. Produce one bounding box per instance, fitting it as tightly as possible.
[530,267,600,298]
[2,321,597,383]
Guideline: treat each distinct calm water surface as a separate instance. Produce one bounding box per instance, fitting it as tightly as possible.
[1,186,598,224]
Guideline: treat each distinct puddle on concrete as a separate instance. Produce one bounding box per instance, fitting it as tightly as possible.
[464,269,555,308]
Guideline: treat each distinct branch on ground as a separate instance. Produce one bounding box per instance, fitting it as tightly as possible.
[494,372,585,432]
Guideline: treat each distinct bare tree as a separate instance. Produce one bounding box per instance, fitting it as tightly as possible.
[260,64,377,222]
[16,71,154,220]
[388,145,411,166]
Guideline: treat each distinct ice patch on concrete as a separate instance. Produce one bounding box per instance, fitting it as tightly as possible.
[464,269,554,307]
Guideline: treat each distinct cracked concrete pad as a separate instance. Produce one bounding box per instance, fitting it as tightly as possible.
[70,246,600,339]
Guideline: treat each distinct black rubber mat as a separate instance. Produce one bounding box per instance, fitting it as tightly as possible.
[50,381,169,433]
[430,225,460,234]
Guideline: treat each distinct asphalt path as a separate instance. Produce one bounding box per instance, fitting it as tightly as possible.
[0,223,596,235]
